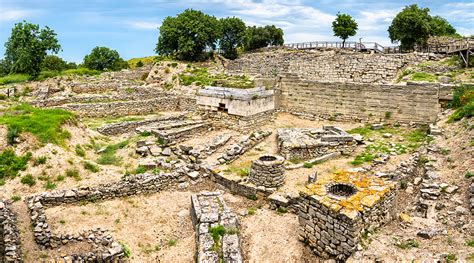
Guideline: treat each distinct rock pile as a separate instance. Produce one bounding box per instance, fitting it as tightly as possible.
[179,134,232,163]
[217,130,272,164]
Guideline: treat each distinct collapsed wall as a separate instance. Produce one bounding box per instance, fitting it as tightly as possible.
[227,50,435,84]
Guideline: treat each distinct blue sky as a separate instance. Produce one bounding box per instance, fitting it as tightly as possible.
[0,0,473,63]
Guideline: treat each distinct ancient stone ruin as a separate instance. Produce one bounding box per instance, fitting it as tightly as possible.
[249,155,286,188]
[298,171,396,260]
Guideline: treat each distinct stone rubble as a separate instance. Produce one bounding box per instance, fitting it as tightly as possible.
[0,200,23,263]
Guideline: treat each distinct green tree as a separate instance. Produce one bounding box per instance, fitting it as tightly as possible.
[430,16,458,37]
[388,5,433,50]
[0,59,11,77]
[156,9,221,61]
[83,46,127,71]
[332,13,358,47]
[219,17,247,59]
[41,55,67,71]
[4,21,61,76]
[244,25,284,51]
[264,25,284,46]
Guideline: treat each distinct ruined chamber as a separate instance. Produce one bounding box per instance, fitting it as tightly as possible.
[249,155,286,188]
[297,171,396,260]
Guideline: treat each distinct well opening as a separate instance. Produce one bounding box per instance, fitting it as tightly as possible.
[327,183,357,197]
[259,155,277,162]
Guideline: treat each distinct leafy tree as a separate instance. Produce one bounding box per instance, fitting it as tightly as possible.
[244,25,284,51]
[4,21,61,76]
[430,16,458,37]
[156,9,221,61]
[388,5,458,50]
[65,62,77,69]
[332,13,358,47]
[0,59,11,77]
[41,55,67,71]
[83,46,127,71]
[219,17,246,59]
[264,25,284,46]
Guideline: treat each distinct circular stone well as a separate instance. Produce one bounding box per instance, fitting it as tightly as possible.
[327,183,358,198]
[249,154,285,188]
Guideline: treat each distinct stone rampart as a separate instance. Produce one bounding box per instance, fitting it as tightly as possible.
[279,75,442,123]
[227,50,436,83]
[0,201,22,262]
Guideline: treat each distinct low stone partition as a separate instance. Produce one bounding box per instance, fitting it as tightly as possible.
[97,114,186,135]
[56,96,196,117]
[249,155,285,188]
[202,110,275,132]
[178,134,232,163]
[191,191,242,263]
[297,171,396,260]
[25,172,181,259]
[148,120,211,144]
[277,126,356,161]
[216,130,272,164]
[0,200,22,262]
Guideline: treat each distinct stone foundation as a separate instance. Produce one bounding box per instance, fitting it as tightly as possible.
[278,126,356,161]
[191,191,242,263]
[97,114,186,135]
[0,201,22,262]
[216,130,272,164]
[249,155,285,188]
[297,171,396,260]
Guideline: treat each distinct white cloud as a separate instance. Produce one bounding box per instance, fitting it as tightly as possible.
[0,9,38,22]
[128,21,161,30]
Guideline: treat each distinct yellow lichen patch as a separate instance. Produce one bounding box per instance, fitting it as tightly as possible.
[304,170,394,215]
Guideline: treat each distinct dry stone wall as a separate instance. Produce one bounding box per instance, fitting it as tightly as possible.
[279,75,441,123]
[56,96,196,117]
[0,201,22,263]
[227,50,436,84]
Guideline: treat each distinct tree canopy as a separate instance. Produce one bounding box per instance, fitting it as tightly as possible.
[83,46,127,71]
[4,21,61,76]
[388,5,459,50]
[156,9,221,61]
[219,17,247,59]
[244,25,284,51]
[156,9,284,60]
[332,13,358,47]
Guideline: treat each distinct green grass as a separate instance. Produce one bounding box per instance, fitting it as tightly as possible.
[97,140,128,165]
[166,239,178,247]
[44,181,57,190]
[84,161,99,173]
[247,207,256,215]
[20,174,36,186]
[178,67,254,89]
[0,103,74,145]
[11,195,21,202]
[75,145,86,157]
[65,168,81,181]
[120,242,132,258]
[127,56,158,68]
[448,85,473,122]
[410,72,437,82]
[0,149,32,180]
[33,156,47,166]
[0,74,31,85]
[466,171,473,179]
[466,238,474,247]
[61,68,101,76]
[395,238,419,249]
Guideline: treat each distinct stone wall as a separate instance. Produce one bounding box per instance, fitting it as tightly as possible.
[201,110,276,132]
[0,200,22,262]
[97,114,186,135]
[279,75,441,123]
[56,96,196,117]
[227,50,436,84]
[191,191,242,263]
[249,155,286,188]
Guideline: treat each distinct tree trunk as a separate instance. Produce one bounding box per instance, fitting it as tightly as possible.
[342,39,346,48]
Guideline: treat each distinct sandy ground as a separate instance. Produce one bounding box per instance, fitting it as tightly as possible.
[240,208,319,263]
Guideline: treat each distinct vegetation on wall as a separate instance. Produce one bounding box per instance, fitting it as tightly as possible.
[448,84,474,122]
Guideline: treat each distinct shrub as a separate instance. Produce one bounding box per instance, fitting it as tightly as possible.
[6,126,19,145]
[0,104,74,145]
[448,84,474,122]
[167,239,178,247]
[11,195,21,202]
[136,60,144,67]
[33,156,47,166]
[0,149,32,180]
[0,74,31,85]
[44,181,56,190]
[395,238,419,249]
[247,207,256,215]
[209,225,226,243]
[75,144,86,157]
[134,166,146,174]
[20,174,36,186]
[55,174,65,181]
[276,207,288,214]
[0,94,7,100]
[120,242,132,258]
[65,168,81,181]
[465,171,473,179]
[84,162,99,173]
[96,140,128,165]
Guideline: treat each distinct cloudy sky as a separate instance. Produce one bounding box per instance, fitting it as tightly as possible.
[0,0,472,62]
